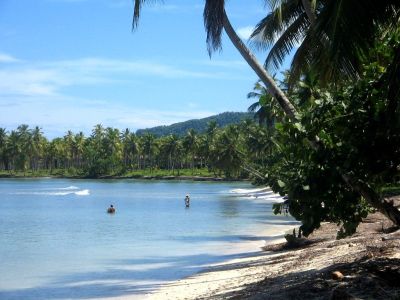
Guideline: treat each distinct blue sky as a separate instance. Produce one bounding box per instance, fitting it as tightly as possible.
[0,0,279,138]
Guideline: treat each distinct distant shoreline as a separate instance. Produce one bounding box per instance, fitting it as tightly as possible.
[0,173,248,182]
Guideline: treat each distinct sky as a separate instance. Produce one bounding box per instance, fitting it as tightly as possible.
[0,0,280,138]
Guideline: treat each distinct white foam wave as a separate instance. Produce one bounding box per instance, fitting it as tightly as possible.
[231,186,284,203]
[230,187,270,194]
[11,189,90,196]
[75,189,90,196]
[58,186,80,190]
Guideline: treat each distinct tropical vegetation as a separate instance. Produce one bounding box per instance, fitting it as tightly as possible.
[0,120,261,179]
[132,0,400,235]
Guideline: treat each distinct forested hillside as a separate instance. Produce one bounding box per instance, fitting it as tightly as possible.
[136,112,253,137]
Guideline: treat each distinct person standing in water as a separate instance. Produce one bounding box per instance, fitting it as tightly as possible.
[184,195,190,207]
[107,204,116,214]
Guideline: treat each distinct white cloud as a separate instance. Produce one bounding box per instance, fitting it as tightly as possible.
[237,26,255,40]
[0,94,215,137]
[0,53,20,63]
[0,53,245,137]
[0,56,244,98]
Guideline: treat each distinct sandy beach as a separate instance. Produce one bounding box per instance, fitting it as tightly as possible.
[142,196,400,300]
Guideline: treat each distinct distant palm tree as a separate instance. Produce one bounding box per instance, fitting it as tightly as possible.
[141,133,157,171]
[74,132,85,168]
[0,128,8,170]
[183,129,198,174]
[247,80,282,127]
[31,126,44,171]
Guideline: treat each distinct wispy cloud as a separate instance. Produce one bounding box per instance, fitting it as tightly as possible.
[0,53,21,63]
[0,93,215,137]
[0,53,235,136]
[237,26,255,40]
[0,55,247,98]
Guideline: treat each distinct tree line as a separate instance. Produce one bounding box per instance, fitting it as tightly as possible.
[0,121,269,179]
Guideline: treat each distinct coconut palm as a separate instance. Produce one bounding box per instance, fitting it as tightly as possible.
[251,0,400,83]
[141,133,157,171]
[132,1,400,226]
[30,126,45,171]
[183,129,198,174]
[247,80,283,127]
[0,128,8,170]
[74,132,85,168]
[161,134,181,172]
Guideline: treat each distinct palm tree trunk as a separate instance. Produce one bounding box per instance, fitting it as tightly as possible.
[222,9,400,226]
[222,10,297,120]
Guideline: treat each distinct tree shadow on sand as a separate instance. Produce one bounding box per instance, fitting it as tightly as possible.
[205,256,400,300]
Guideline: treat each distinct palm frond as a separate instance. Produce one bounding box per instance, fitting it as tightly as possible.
[310,0,400,80]
[132,0,162,29]
[248,102,262,112]
[264,12,309,71]
[250,0,303,50]
[247,92,262,99]
[204,0,225,55]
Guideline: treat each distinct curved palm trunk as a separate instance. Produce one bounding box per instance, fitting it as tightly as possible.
[223,10,297,120]
[222,9,400,226]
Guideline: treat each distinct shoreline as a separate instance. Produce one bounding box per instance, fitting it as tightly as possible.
[140,197,400,300]
[103,186,297,300]
[0,174,247,182]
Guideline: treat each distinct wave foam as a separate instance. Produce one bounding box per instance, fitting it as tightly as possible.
[231,186,284,203]
[75,189,90,196]
[58,186,80,190]
[230,187,270,194]
[11,189,90,196]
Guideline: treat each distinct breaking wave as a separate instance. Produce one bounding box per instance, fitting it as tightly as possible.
[230,187,284,203]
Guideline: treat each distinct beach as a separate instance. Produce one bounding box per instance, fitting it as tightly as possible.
[142,196,400,300]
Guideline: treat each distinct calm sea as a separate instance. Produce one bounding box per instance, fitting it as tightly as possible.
[0,178,296,299]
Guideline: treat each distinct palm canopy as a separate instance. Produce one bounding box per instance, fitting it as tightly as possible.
[252,0,400,84]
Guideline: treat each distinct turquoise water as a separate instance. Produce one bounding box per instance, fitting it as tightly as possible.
[0,178,295,299]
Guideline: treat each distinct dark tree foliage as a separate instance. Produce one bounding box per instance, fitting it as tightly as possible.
[256,30,400,237]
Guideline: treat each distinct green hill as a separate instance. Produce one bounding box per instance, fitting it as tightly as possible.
[136,112,253,137]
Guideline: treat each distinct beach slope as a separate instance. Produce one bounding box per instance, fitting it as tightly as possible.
[145,196,400,299]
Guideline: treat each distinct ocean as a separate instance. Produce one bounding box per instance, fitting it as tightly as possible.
[0,178,297,299]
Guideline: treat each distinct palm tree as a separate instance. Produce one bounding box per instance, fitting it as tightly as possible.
[183,129,198,174]
[132,1,400,225]
[30,126,45,171]
[251,0,400,83]
[122,129,139,170]
[212,125,244,178]
[247,80,283,127]
[163,134,180,172]
[141,133,157,172]
[133,0,297,120]
[104,127,122,173]
[74,132,85,168]
[0,128,8,170]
